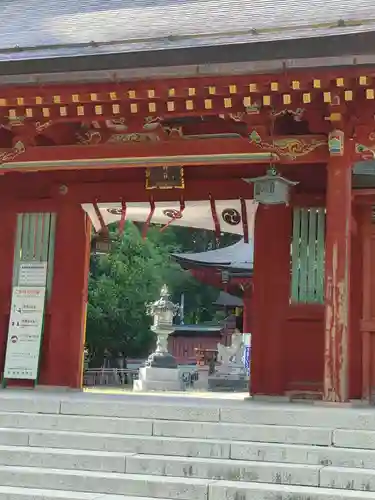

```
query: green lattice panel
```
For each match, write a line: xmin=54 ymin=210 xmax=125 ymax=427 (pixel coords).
xmin=291 ymin=207 xmax=325 ymax=304
xmin=12 ymin=212 xmax=57 ymax=298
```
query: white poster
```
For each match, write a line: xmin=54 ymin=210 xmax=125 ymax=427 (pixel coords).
xmin=3 ymin=287 xmax=46 ymax=380
xmin=19 ymin=262 xmax=47 ymax=287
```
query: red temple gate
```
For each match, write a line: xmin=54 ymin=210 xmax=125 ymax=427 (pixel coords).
xmin=1 ymin=3 xmax=375 ymax=403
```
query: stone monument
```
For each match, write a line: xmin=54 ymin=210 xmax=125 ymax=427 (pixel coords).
xmin=208 ymin=330 xmax=248 ymax=391
xmin=133 ymin=285 xmax=183 ymax=392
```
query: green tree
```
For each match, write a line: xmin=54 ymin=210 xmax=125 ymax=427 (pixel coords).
xmin=86 ymin=222 xmax=168 ymax=363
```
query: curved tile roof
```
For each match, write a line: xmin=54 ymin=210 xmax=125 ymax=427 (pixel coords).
xmin=1 ymin=0 xmax=374 ymax=61
xmin=172 ymin=239 xmax=253 ymax=271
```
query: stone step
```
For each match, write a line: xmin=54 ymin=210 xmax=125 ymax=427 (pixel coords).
xmin=321 ymin=466 xmax=375 ymax=491
xmin=127 ymin=454 xmax=375 ymax=492
xmin=56 ymin=397 xmax=375 ymax=431
xmin=0 ymin=466 xmax=210 ymax=500
xmin=0 ymin=445 xmax=129 ymax=473
xmin=0 ymin=429 xmax=29 ymax=446
xmin=0 ymin=486 xmax=373 ymax=500
xmin=57 ymin=398 xmax=375 ymax=432
xmin=1 ymin=425 xmax=334 ymax=457
xmin=0 ymin=487 xmax=170 ymax=500
xmin=0 ymin=412 xmax=153 ymax=436
xmin=219 ymin=404 xmax=375 ymax=431
xmin=126 ymin=454 xmax=321 ymax=486
xmin=334 ymin=429 xmax=375 ymax=449
xmin=153 ymin=419 xmax=332 ymax=445
xmin=231 ymin=440 xmax=375 ymax=468
xmin=209 ymin=480 xmax=375 ymax=499
xmin=25 ymin=428 xmax=231 ymax=458
xmin=0 ymin=466 xmax=374 ymax=500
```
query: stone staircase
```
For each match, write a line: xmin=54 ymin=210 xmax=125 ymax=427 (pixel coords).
xmin=1 ymin=392 xmax=375 ymax=499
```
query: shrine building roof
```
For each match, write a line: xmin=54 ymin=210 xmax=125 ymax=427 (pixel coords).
xmin=214 ymin=291 xmax=244 ymax=308
xmin=172 ymin=239 xmax=253 ymax=273
xmin=172 ymin=324 xmax=223 ymax=336
xmin=1 ymin=0 xmax=375 ymax=80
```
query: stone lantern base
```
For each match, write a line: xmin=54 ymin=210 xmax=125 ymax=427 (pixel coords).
xmin=145 ymin=351 xmax=178 ymax=369
xmin=133 ymin=366 xmax=183 ymax=392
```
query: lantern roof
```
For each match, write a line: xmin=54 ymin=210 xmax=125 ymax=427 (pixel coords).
xmin=1 ymin=0 xmax=374 ymax=79
xmin=244 ymin=168 xmax=299 ymax=186
xmin=146 ymin=284 xmax=180 ymax=317
xmin=172 ymin=238 xmax=253 ymax=273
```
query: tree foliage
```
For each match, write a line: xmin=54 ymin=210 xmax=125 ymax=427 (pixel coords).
xmin=86 ymin=222 xmax=239 ymax=363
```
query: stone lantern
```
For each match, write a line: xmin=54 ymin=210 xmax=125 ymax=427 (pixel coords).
xmin=145 ymin=284 xmax=180 ymax=369
xmin=244 ymin=167 xmax=298 ymax=205
xmin=133 ymin=285 xmax=182 ymax=392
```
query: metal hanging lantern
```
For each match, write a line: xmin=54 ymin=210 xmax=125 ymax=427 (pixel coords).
xmin=244 ymin=167 xmax=298 ymax=205
xmin=91 ymin=231 xmax=113 ymax=255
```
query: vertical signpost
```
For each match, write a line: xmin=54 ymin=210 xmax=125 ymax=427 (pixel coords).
xmin=242 ymin=333 xmax=252 ymax=377
xmin=3 ymin=262 xmax=47 ymax=385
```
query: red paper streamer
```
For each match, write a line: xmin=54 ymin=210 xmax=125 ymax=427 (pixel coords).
xmin=118 ymin=200 xmax=127 ymax=236
xmin=240 ymin=198 xmax=249 ymax=243
xmin=209 ymin=194 xmax=221 ymax=240
xmin=93 ymin=201 xmax=109 ymax=235
xmin=142 ymin=198 xmax=155 ymax=239
xmin=160 ymin=198 xmax=186 ymax=232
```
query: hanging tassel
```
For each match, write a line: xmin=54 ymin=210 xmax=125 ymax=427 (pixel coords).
xmin=142 ymin=198 xmax=155 ymax=239
xmin=209 ymin=194 xmax=221 ymax=242
xmin=118 ymin=199 xmax=127 ymax=236
xmin=240 ymin=198 xmax=249 ymax=243
xmin=93 ymin=201 xmax=109 ymax=235
xmin=160 ymin=198 xmax=185 ymax=232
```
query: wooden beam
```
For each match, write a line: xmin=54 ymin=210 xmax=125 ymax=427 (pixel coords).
xmin=1 ymin=66 xmax=375 ymax=100
xmin=1 ymin=135 xmax=328 ymax=172
xmin=0 ymin=178 xmax=254 ymax=204
xmin=0 ymin=68 xmax=374 ymax=122
xmin=67 ymin=179 xmax=254 ymax=203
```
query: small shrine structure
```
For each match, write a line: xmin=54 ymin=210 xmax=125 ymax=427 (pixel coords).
xmin=169 ymin=323 xmax=224 ymax=364
xmin=172 ymin=239 xmax=252 ymax=333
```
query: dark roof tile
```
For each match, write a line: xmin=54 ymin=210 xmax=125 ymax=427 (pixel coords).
xmin=1 ymin=0 xmax=374 ymax=61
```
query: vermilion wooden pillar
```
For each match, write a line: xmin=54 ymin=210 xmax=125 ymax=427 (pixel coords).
xmin=323 ymin=137 xmax=353 ymax=402
xmin=0 ymin=208 xmax=17 ymax=374
xmin=349 ymin=203 xmax=363 ymax=399
xmin=251 ymin=204 xmax=291 ymax=396
xmin=39 ymin=203 xmax=91 ymax=388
